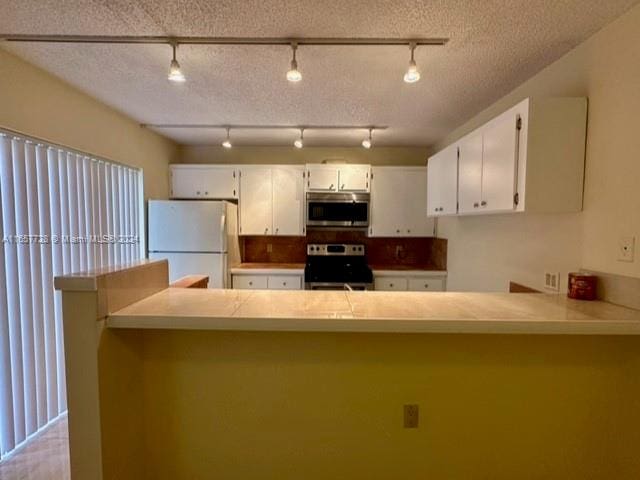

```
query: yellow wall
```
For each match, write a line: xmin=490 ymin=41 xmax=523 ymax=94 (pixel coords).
xmin=0 ymin=49 xmax=177 ymax=199
xmin=435 ymin=4 xmax=640 ymax=291
xmin=179 ymin=145 xmax=429 ymax=166
xmin=136 ymin=330 xmax=640 ymax=480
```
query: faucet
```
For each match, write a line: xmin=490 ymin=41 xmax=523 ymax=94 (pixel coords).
xmin=343 ymin=284 xmax=353 ymax=292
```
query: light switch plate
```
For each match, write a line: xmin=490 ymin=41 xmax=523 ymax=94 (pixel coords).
xmin=618 ymin=236 xmax=635 ymax=262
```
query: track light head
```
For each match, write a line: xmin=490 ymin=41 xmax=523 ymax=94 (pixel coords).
xmin=222 ymin=128 xmax=232 ymax=148
xmin=286 ymin=43 xmax=302 ymax=82
xmin=294 ymin=129 xmax=304 ymax=148
xmin=403 ymin=43 xmax=420 ymax=83
xmin=168 ymin=43 xmax=186 ymax=83
xmin=362 ymin=128 xmax=373 ymax=149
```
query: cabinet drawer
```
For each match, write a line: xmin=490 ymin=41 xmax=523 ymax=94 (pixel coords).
xmin=374 ymin=277 xmax=408 ymax=291
xmin=267 ymin=275 xmax=302 ymax=290
xmin=407 ymin=278 xmax=445 ymax=292
xmin=232 ymin=275 xmax=268 ymax=289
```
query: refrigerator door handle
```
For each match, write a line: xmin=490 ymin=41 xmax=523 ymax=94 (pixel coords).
xmin=220 ymin=213 xmax=226 ymax=251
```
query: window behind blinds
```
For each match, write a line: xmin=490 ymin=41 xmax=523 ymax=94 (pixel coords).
xmin=0 ymin=129 xmax=144 ymax=460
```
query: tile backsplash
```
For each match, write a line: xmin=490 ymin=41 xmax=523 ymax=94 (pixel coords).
xmin=242 ymin=231 xmax=447 ymax=270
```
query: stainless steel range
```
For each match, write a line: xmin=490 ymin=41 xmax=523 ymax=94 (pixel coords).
xmin=304 ymin=244 xmax=373 ymax=290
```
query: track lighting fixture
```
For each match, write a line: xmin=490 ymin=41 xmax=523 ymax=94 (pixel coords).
xmin=362 ymin=128 xmax=373 ymax=149
xmin=286 ymin=42 xmax=302 ymax=82
xmin=403 ymin=42 xmax=420 ymax=84
xmin=294 ymin=129 xmax=304 ymax=148
xmin=168 ymin=43 xmax=186 ymax=83
xmin=222 ymin=128 xmax=232 ymax=148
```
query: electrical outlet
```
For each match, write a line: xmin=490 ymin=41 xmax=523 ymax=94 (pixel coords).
xmin=618 ymin=236 xmax=635 ymax=262
xmin=403 ymin=404 xmax=419 ymax=428
xmin=544 ymin=272 xmax=560 ymax=291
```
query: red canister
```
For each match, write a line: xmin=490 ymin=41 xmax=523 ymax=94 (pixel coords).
xmin=567 ymin=273 xmax=597 ymax=300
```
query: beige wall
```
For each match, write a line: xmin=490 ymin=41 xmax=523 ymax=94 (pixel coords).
xmin=139 ymin=330 xmax=640 ymax=480
xmin=179 ymin=145 xmax=429 ymax=166
xmin=0 ymin=49 xmax=177 ymax=199
xmin=435 ymin=4 xmax=640 ymax=291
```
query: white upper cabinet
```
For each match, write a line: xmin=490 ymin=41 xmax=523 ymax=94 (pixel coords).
xmin=306 ymin=164 xmax=371 ymax=193
xmin=480 ymin=111 xmax=520 ymax=212
xmin=170 ymin=165 xmax=238 ymax=200
xmin=239 ymin=165 xmax=304 ymax=236
xmin=457 ymin=132 xmax=483 ymax=214
xmin=272 ymin=166 xmax=304 ymax=236
xmin=338 ymin=165 xmax=370 ymax=192
xmin=429 ymin=97 xmax=587 ymax=217
xmin=239 ymin=167 xmax=273 ymax=235
xmin=306 ymin=164 xmax=339 ymax=191
xmin=370 ymin=167 xmax=434 ymax=237
xmin=427 ymin=143 xmax=459 ymax=217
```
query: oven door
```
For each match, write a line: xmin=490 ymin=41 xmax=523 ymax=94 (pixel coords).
xmin=306 ymin=282 xmax=372 ymax=291
xmin=306 ymin=192 xmax=370 ymax=227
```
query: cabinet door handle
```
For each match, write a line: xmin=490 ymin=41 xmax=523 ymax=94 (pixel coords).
xmin=329 ymin=184 xmax=335 ymax=190
xmin=264 ymin=228 xmax=269 ymax=234
xmin=407 ymin=229 xmax=411 ymax=233
xmin=424 ymin=284 xmax=429 ymax=288
xmin=249 ymin=281 xmax=253 ymax=286
xmin=275 ymin=228 xmax=279 ymax=234
xmin=396 ymin=229 xmax=401 ymax=233
xmin=205 ymin=191 xmax=209 ymax=195
xmin=197 ymin=191 xmax=201 ymax=195
xmin=341 ymin=184 xmax=345 ymax=190
xmin=481 ymin=200 xmax=487 ymax=207
xmin=389 ymin=283 xmax=394 ymax=287
xmin=434 ymin=207 xmax=438 ymax=212
xmin=473 ymin=202 xmax=479 ymax=208
xmin=283 ymin=282 xmax=287 ymax=286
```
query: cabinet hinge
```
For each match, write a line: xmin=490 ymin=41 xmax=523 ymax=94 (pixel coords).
xmin=457 ymin=147 xmax=460 ymax=160
xmin=514 ymin=192 xmax=520 ymax=206
xmin=516 ymin=116 xmax=522 ymax=131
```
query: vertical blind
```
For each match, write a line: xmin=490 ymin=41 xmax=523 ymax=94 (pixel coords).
xmin=0 ymin=129 xmax=144 ymax=459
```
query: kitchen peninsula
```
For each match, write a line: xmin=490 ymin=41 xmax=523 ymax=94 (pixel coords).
xmin=56 ymin=260 xmax=640 ymax=480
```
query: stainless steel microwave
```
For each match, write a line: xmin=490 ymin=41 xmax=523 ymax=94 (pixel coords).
xmin=306 ymin=192 xmax=370 ymax=228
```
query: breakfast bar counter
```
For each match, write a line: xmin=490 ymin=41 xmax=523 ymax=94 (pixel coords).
xmin=54 ymin=260 xmax=640 ymax=480
xmin=107 ymin=287 xmax=640 ymax=335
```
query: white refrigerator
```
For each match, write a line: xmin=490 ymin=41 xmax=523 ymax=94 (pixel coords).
xmin=148 ymin=200 xmax=240 ymax=288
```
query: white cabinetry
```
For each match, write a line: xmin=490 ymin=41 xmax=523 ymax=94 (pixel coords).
xmin=239 ymin=165 xmax=304 ymax=236
xmin=427 ymin=144 xmax=458 ymax=217
xmin=232 ymin=272 xmax=303 ymax=290
xmin=370 ymin=167 xmax=434 ymax=237
xmin=272 ymin=167 xmax=305 ymax=236
xmin=238 ymin=167 xmax=272 ymax=235
xmin=170 ymin=165 xmax=238 ymax=200
xmin=373 ymin=271 xmax=447 ymax=291
xmin=428 ymin=97 xmax=587 ymax=216
xmin=457 ymin=132 xmax=483 ymax=214
xmin=306 ymin=164 xmax=370 ymax=193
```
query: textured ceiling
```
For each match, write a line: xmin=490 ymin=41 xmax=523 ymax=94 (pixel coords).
xmin=1 ymin=0 xmax=638 ymax=146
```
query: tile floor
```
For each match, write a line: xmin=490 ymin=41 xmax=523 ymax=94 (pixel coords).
xmin=0 ymin=416 xmax=70 ymax=480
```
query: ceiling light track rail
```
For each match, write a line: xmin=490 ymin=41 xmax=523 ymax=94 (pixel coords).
xmin=140 ymin=124 xmax=388 ymax=130
xmin=0 ymin=34 xmax=448 ymax=47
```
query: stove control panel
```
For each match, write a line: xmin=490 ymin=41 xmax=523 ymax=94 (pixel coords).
xmin=307 ymin=244 xmax=366 ymax=256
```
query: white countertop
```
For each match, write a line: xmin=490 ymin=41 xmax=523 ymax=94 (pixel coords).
xmin=107 ymin=289 xmax=640 ymax=335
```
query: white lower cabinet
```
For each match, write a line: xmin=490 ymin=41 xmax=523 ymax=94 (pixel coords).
xmin=374 ymin=277 xmax=408 ymax=291
xmin=232 ymin=272 xmax=303 ymax=290
xmin=407 ymin=277 xmax=445 ymax=292
xmin=373 ymin=272 xmax=447 ymax=292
